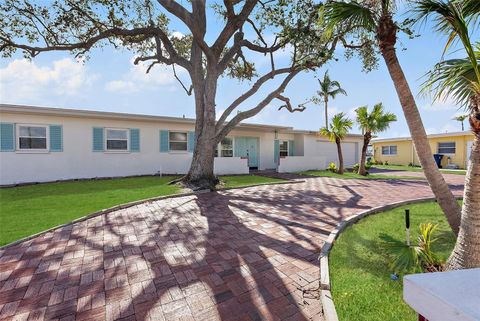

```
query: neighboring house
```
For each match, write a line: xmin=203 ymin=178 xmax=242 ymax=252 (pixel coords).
xmin=0 ymin=104 xmax=363 ymax=185
xmin=371 ymin=131 xmax=474 ymax=169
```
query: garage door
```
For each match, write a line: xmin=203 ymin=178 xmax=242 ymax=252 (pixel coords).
xmin=342 ymin=142 xmax=359 ymax=167
xmin=315 ymin=141 xmax=358 ymax=167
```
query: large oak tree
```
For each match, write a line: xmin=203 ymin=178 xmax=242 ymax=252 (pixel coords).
xmin=0 ymin=0 xmax=357 ymax=189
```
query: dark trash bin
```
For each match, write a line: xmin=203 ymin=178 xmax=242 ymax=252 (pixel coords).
xmin=433 ymin=154 xmax=443 ymax=168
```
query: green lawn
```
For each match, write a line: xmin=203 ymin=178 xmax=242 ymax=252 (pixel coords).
xmin=0 ymin=174 xmax=285 ymax=246
xmin=299 ymin=170 xmax=424 ymax=180
xmin=329 ymin=202 xmax=456 ymax=321
xmin=373 ymin=164 xmax=466 ymax=175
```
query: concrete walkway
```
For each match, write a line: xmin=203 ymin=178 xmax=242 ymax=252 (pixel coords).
xmin=0 ymin=176 xmax=464 ymax=321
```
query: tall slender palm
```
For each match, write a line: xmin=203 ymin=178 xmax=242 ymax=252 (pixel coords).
xmin=320 ymin=112 xmax=353 ymax=174
xmin=356 ymin=103 xmax=397 ymax=175
xmin=453 ymin=114 xmax=469 ymax=131
xmin=323 ymin=0 xmax=461 ymax=234
xmin=413 ymin=0 xmax=480 ymax=269
xmin=315 ymin=71 xmax=347 ymax=129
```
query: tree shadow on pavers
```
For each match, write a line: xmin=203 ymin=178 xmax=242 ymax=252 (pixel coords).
xmin=0 ymin=178 xmax=405 ymax=321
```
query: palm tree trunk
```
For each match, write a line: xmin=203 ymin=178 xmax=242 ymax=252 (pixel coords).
xmin=359 ymin=132 xmax=371 ymax=176
xmin=377 ymin=15 xmax=461 ymax=234
xmin=324 ymin=100 xmax=329 ymax=130
xmin=336 ymin=137 xmax=344 ymax=174
xmin=446 ymin=97 xmax=480 ymax=269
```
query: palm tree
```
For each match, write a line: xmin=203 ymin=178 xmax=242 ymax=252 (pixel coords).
xmin=314 ymin=71 xmax=347 ymax=129
xmin=453 ymin=114 xmax=469 ymax=131
xmin=356 ymin=103 xmax=397 ymax=175
xmin=413 ymin=0 xmax=480 ymax=269
xmin=320 ymin=112 xmax=353 ymax=174
xmin=323 ymin=0 xmax=462 ymax=235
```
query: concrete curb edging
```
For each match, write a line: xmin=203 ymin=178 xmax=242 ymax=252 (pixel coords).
xmin=0 ymin=179 xmax=304 ymax=251
xmin=319 ymin=196 xmax=462 ymax=321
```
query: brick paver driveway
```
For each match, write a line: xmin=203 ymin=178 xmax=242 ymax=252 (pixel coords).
xmin=0 ymin=177 xmax=464 ymax=321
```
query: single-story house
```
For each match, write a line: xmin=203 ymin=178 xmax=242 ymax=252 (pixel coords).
xmin=371 ymin=131 xmax=474 ymax=169
xmin=0 ymin=104 xmax=363 ymax=185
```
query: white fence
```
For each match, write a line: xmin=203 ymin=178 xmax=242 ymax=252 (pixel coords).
xmin=214 ymin=157 xmax=249 ymax=175
xmin=277 ymin=156 xmax=327 ymax=173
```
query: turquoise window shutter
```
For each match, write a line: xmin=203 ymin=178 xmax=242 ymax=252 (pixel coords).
xmin=92 ymin=127 xmax=104 ymax=152
xmin=130 ymin=128 xmax=140 ymax=152
xmin=160 ymin=130 xmax=169 ymax=152
xmin=187 ymin=131 xmax=195 ymax=152
xmin=0 ymin=123 xmax=15 ymax=152
xmin=49 ymin=125 xmax=63 ymax=152
xmin=274 ymin=140 xmax=279 ymax=164
xmin=288 ymin=140 xmax=295 ymax=156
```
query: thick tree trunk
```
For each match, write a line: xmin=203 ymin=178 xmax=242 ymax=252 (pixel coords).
xmin=358 ymin=132 xmax=371 ymax=176
xmin=336 ymin=137 xmax=344 ymax=174
xmin=377 ymin=15 xmax=461 ymax=234
xmin=446 ymin=96 xmax=480 ymax=269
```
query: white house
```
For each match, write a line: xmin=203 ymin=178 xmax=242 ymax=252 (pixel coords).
xmin=0 ymin=104 xmax=363 ymax=185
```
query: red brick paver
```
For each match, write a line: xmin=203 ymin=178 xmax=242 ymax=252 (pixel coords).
xmin=0 ymin=176 xmax=464 ymax=321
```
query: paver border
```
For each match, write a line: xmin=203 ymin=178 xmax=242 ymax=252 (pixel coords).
xmin=0 ymin=179 xmax=304 ymax=250
xmin=319 ymin=196 xmax=463 ymax=321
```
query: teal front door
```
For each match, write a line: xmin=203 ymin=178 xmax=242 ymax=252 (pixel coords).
xmin=234 ymin=137 xmax=259 ymax=168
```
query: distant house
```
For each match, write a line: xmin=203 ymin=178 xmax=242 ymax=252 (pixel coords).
xmin=0 ymin=104 xmax=363 ymax=185
xmin=371 ymin=131 xmax=474 ymax=169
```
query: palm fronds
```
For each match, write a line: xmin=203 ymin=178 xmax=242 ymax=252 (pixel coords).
xmin=421 ymin=54 xmax=480 ymax=107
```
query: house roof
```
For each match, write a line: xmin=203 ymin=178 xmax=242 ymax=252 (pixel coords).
xmin=0 ymin=103 xmax=364 ymax=137
xmin=371 ymin=131 xmax=474 ymax=143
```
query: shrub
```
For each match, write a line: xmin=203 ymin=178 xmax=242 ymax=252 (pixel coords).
xmin=384 ymin=161 xmax=389 ymax=165
xmin=381 ymin=223 xmax=444 ymax=274
xmin=352 ymin=163 xmax=360 ymax=172
xmin=328 ymin=162 xmax=337 ymax=173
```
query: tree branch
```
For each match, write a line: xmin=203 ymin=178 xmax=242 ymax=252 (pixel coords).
xmin=215 ymin=68 xmax=302 ymax=140
xmin=277 ymin=95 xmax=307 ymax=112
xmin=212 ymin=0 xmax=258 ymax=56
xmin=172 ymin=64 xmax=193 ymax=95
xmin=216 ymin=67 xmax=295 ymax=130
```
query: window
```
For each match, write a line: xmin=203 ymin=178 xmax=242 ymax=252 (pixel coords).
xmin=279 ymin=141 xmax=289 ymax=157
xmin=106 ymin=128 xmax=129 ymax=151
xmin=215 ymin=137 xmax=233 ymax=157
xmin=17 ymin=125 xmax=48 ymax=150
xmin=169 ymin=131 xmax=188 ymax=151
xmin=220 ymin=137 xmax=233 ymax=157
xmin=438 ymin=142 xmax=456 ymax=154
xmin=381 ymin=145 xmax=397 ymax=155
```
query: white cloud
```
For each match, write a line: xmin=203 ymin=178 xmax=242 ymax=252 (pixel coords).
xmin=105 ymin=59 xmax=182 ymax=94
xmin=172 ymin=31 xmax=185 ymax=39
xmin=422 ymin=97 xmax=458 ymax=111
xmin=0 ymin=58 xmax=97 ymax=103
xmin=426 ymin=123 xmax=460 ymax=134
xmin=105 ymin=80 xmax=138 ymax=93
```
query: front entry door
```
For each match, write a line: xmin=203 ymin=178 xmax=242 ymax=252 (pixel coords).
xmin=246 ymin=137 xmax=258 ymax=168
xmin=234 ymin=137 xmax=259 ymax=168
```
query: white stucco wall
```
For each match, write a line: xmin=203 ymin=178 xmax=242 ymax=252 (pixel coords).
xmin=214 ymin=157 xmax=249 ymax=175
xmin=0 ymin=112 xmax=273 ymax=185
xmin=277 ymin=156 xmax=326 ymax=173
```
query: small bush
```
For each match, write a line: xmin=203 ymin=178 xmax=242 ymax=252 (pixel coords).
xmin=352 ymin=163 xmax=360 ymax=172
xmin=384 ymin=161 xmax=389 ymax=165
xmin=381 ymin=223 xmax=444 ymax=274
xmin=328 ymin=162 xmax=337 ymax=173
xmin=365 ymin=163 xmax=372 ymax=170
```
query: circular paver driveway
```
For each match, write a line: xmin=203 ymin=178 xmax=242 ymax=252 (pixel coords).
xmin=0 ymin=177 xmax=464 ymax=321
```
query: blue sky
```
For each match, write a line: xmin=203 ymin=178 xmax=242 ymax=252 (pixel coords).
xmin=0 ymin=4 xmax=472 ymax=138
